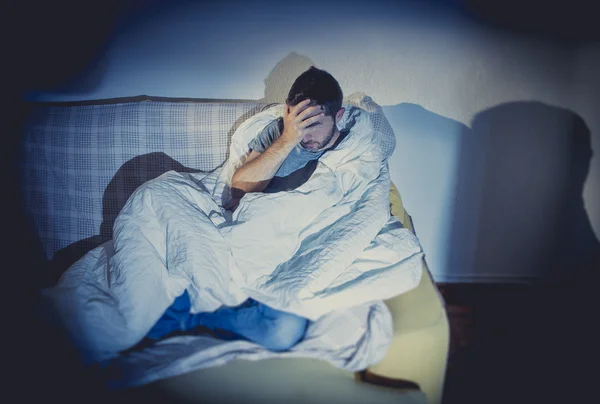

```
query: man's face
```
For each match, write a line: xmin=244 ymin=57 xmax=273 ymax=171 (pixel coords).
xmin=300 ymin=113 xmax=337 ymax=152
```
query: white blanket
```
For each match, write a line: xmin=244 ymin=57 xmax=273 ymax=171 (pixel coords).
xmin=42 ymin=98 xmax=424 ymax=388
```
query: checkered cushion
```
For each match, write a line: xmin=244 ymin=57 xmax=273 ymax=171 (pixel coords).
xmin=22 ymin=99 xmax=266 ymax=262
xmin=21 ymin=95 xmax=396 ymax=268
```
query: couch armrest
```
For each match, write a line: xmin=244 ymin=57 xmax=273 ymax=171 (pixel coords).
xmin=359 ymin=185 xmax=450 ymax=404
xmin=364 ymin=259 xmax=449 ymax=404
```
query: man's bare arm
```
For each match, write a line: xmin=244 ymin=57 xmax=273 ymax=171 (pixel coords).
xmin=231 ymin=134 xmax=298 ymax=194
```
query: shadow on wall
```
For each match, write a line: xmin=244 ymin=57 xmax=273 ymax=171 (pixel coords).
xmin=259 ymin=52 xmax=315 ymax=104
xmin=46 ymin=152 xmax=200 ymax=287
xmin=382 ymin=101 xmax=599 ymax=284
xmin=449 ymin=102 xmax=600 ymax=283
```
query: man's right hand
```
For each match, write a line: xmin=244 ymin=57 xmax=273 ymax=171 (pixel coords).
xmin=281 ymin=99 xmax=325 ymax=144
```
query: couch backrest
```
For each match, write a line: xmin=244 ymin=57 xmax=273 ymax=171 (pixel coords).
xmin=21 ymin=94 xmax=396 ymax=276
xmin=22 ymin=98 xmax=266 ymax=267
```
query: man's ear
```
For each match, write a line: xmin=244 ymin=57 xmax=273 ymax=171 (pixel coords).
xmin=335 ymin=107 xmax=345 ymax=123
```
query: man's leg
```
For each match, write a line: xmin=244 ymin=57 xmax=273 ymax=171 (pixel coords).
xmin=145 ymin=290 xmax=193 ymax=340
xmin=146 ymin=291 xmax=308 ymax=352
xmin=188 ymin=300 xmax=308 ymax=352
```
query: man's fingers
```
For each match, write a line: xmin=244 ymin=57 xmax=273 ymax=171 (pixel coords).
xmin=300 ymin=111 xmax=325 ymax=128
xmin=297 ymin=105 xmax=323 ymax=122
xmin=290 ymin=99 xmax=312 ymax=117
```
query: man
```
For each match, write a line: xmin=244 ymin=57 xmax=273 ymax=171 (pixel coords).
xmin=144 ymin=66 xmax=347 ymax=352
xmin=227 ymin=66 xmax=346 ymax=210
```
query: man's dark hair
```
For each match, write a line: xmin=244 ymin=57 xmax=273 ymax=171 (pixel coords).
xmin=285 ymin=66 xmax=343 ymax=117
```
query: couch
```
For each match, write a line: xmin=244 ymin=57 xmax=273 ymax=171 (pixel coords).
xmin=20 ymin=95 xmax=449 ymax=404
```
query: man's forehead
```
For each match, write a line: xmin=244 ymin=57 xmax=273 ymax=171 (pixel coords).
xmin=306 ymin=115 xmax=333 ymax=129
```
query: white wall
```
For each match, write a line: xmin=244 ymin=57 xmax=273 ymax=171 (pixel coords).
xmin=25 ymin=0 xmax=599 ymax=282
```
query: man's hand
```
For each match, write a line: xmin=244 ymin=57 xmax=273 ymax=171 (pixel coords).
xmin=281 ymin=99 xmax=325 ymax=145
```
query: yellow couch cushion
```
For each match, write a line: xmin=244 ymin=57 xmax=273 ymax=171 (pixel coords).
xmin=367 ymin=183 xmax=449 ymax=404
xmin=389 ymin=182 xmax=406 ymax=227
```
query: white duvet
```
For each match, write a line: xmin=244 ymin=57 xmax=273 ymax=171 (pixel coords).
xmin=42 ymin=99 xmax=424 ymax=388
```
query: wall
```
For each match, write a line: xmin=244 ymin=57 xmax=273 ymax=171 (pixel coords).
xmin=23 ymin=0 xmax=599 ymax=282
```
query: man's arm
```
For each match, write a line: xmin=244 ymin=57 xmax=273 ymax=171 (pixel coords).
xmin=227 ymin=99 xmax=324 ymax=211
xmin=231 ymin=134 xmax=298 ymax=194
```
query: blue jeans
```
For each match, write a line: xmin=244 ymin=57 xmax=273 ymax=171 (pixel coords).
xmin=146 ymin=290 xmax=308 ymax=352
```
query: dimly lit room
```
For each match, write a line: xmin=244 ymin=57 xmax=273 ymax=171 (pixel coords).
xmin=6 ymin=0 xmax=599 ymax=403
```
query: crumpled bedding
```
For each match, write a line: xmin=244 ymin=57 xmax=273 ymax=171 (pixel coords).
xmin=41 ymin=100 xmax=424 ymax=389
